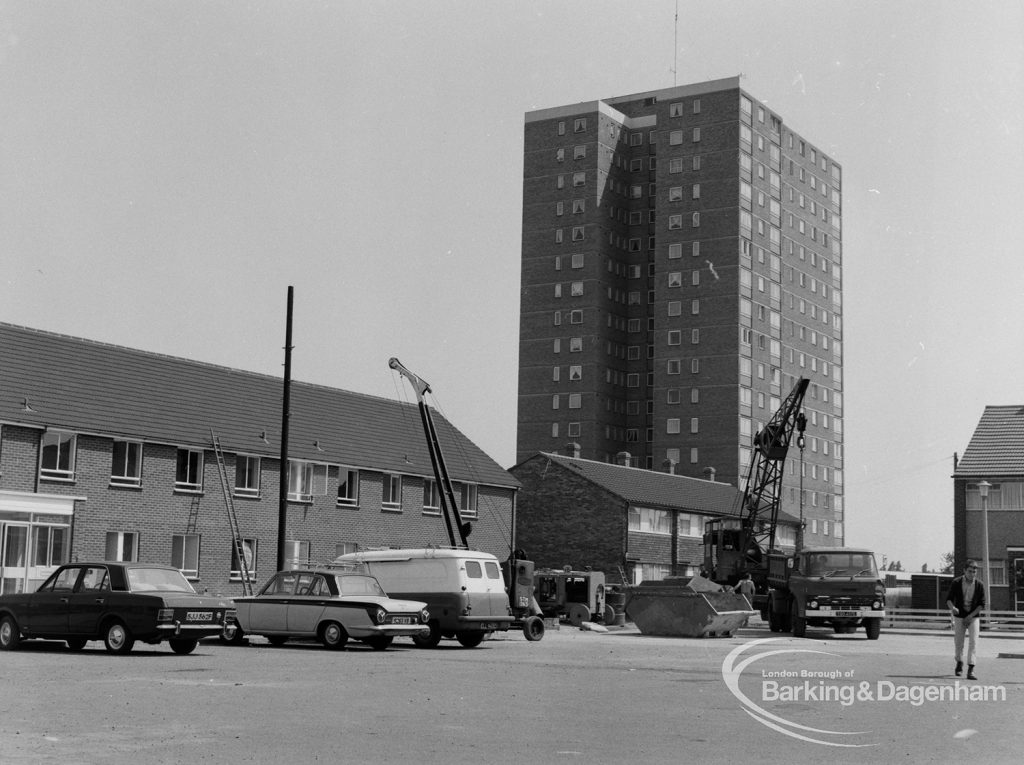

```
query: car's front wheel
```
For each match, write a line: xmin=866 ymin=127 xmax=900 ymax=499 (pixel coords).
xmin=365 ymin=635 xmax=393 ymax=651
xmin=169 ymin=638 xmax=198 ymax=655
xmin=0 ymin=615 xmax=21 ymax=650
xmin=320 ymin=621 xmax=348 ymax=650
xmin=103 ymin=619 xmax=135 ymax=654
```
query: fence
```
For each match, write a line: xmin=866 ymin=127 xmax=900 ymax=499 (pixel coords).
xmin=884 ymin=607 xmax=1024 ymax=632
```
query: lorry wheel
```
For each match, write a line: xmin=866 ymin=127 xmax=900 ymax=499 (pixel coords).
xmin=412 ymin=621 xmax=442 ymax=649
xmin=791 ymin=615 xmax=807 ymax=638
xmin=522 ymin=616 xmax=545 ymax=642
xmin=455 ymin=631 xmax=485 ymax=648
xmin=865 ymin=619 xmax=881 ymax=640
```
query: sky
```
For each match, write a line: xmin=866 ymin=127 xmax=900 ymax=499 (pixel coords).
xmin=2 ymin=1 xmax=1022 ymax=573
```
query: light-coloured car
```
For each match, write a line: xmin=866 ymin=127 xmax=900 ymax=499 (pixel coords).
xmin=227 ymin=569 xmax=429 ymax=651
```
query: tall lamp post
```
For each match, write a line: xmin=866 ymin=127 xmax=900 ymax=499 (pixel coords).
xmin=978 ymin=480 xmax=992 ymax=630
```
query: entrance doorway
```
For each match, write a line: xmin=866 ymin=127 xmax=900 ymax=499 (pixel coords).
xmin=1 ymin=523 xmax=30 ymax=594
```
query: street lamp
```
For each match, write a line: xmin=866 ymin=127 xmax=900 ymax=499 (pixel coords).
xmin=978 ymin=480 xmax=992 ymax=629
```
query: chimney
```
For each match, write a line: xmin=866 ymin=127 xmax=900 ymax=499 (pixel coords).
xmin=616 ymin=451 xmax=632 ymax=467
xmin=565 ymin=442 xmax=581 ymax=459
xmin=703 ymin=466 xmax=716 ymax=482
xmin=662 ymin=459 xmax=677 ymax=475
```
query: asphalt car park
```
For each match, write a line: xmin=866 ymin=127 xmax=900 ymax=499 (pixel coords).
xmin=2 ymin=624 xmax=1022 ymax=764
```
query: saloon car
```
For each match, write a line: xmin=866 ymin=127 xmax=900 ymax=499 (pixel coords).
xmin=0 ymin=562 xmax=235 ymax=654
xmin=227 ymin=568 xmax=430 ymax=650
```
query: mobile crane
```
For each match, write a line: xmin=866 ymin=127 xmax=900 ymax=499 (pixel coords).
xmin=389 ymin=358 xmax=546 ymax=641
xmin=703 ymin=377 xmax=885 ymax=639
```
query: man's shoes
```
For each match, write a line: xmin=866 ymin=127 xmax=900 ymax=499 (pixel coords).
xmin=955 ymin=661 xmax=963 ymax=676
xmin=967 ymin=666 xmax=977 ymax=680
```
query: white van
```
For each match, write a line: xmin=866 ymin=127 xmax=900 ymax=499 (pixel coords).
xmin=332 ymin=548 xmax=512 ymax=648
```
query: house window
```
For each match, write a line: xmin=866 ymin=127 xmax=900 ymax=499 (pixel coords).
xmin=175 ymin=449 xmax=203 ymax=492
xmin=670 ymin=102 xmax=683 ymax=117
xmin=382 ymin=474 xmax=402 ymax=511
xmin=571 ymin=281 xmax=584 ymax=296
xmin=40 ymin=430 xmax=76 ymax=480
xmin=572 ymin=199 xmax=585 ymax=214
xmin=668 ymin=243 xmax=682 ymax=259
xmin=568 ymin=393 xmax=582 ymax=409
xmin=572 ymin=226 xmax=585 ymax=241
xmin=105 ymin=532 xmax=138 ymax=562
xmin=667 ymin=418 xmax=681 ymax=434
xmin=668 ymin=186 xmax=683 ymax=202
xmin=171 ymin=533 xmax=201 ymax=578
xmin=567 ymin=422 xmax=580 ymax=437
xmin=677 ymin=513 xmax=701 ymax=537
xmin=33 ymin=526 xmax=68 ymax=567
xmin=692 ymin=212 xmax=700 ymax=227
xmin=670 ymin=157 xmax=683 ymax=173
xmin=692 ymin=184 xmax=700 ymax=199
xmin=668 ymin=214 xmax=682 ymax=230
xmin=574 ymin=118 xmax=586 ymax=132
xmin=573 ymin=145 xmax=586 ymax=159
xmin=458 ymin=483 xmax=479 ymax=519
xmin=230 ymin=539 xmax=257 ymax=582
xmin=668 ymin=272 xmax=682 ymax=288
xmin=570 ymin=310 xmax=583 ymax=324
xmin=570 ymin=336 xmax=583 ymax=352
xmin=690 ymin=418 xmax=699 ymax=434
xmin=234 ymin=455 xmax=260 ymax=498
xmin=423 ymin=479 xmax=440 ymax=515
xmin=111 ymin=440 xmax=142 ymax=487
xmin=288 ymin=460 xmax=328 ymax=502
xmin=571 ymin=253 xmax=584 ymax=268
xmin=337 ymin=468 xmax=359 ymax=507
xmin=668 ymin=301 xmax=682 ymax=316
xmin=692 ymin=127 xmax=701 ymax=142
xmin=669 ymin=130 xmax=683 ymax=145
xmin=573 ymin=172 xmax=586 ymax=186
xmin=667 ymin=358 xmax=681 ymax=374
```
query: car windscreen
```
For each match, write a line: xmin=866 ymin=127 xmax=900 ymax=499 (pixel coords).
xmin=335 ymin=575 xmax=386 ymax=597
xmin=127 ymin=567 xmax=197 ymax=593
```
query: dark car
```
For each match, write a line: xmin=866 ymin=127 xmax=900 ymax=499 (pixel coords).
xmin=0 ymin=562 xmax=235 ymax=655
xmin=227 ymin=568 xmax=429 ymax=650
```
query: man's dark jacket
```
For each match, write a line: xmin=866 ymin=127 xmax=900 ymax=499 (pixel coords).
xmin=946 ymin=575 xmax=986 ymax=618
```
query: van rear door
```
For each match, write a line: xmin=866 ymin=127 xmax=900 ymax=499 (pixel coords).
xmin=463 ymin=559 xmax=510 ymax=617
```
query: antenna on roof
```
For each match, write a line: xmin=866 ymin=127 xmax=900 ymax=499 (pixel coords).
xmin=672 ymin=0 xmax=678 ymax=86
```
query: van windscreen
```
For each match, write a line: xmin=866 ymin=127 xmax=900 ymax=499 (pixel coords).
xmin=465 ymin=561 xmax=483 ymax=578
xmin=485 ymin=562 xmax=500 ymax=579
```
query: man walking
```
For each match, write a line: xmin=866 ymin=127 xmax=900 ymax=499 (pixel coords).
xmin=946 ymin=560 xmax=986 ymax=680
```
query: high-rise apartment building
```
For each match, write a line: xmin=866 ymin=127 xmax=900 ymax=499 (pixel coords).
xmin=517 ymin=77 xmax=844 ymax=546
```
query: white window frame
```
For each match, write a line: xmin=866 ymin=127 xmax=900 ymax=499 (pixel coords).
xmin=337 ymin=468 xmax=359 ymax=507
xmin=171 ymin=533 xmax=201 ymax=579
xmin=111 ymin=440 xmax=143 ymax=487
xmin=175 ymin=448 xmax=203 ymax=493
xmin=40 ymin=430 xmax=76 ymax=481
xmin=382 ymin=473 xmax=402 ymax=511
xmin=234 ymin=454 xmax=261 ymax=498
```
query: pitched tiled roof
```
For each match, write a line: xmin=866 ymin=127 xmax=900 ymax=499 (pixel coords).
xmin=0 ymin=323 xmax=515 ymax=487
xmin=532 ymin=453 xmax=801 ymax=525
xmin=540 ymin=452 xmax=743 ymax=514
xmin=954 ymin=405 xmax=1024 ymax=477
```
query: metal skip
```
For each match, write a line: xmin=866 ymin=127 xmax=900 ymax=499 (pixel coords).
xmin=624 ymin=575 xmax=755 ymax=638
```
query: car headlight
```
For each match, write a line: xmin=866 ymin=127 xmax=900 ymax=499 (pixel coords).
xmin=872 ymin=600 xmax=883 ymax=610
xmin=373 ymin=608 xmax=386 ymax=625
xmin=419 ymin=608 xmax=430 ymax=624
xmin=808 ymin=600 xmax=818 ymax=610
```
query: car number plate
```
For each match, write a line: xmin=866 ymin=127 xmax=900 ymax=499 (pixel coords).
xmin=391 ymin=617 xmax=413 ymax=625
xmin=186 ymin=611 xmax=213 ymax=622
xmin=834 ymin=611 xmax=858 ymax=617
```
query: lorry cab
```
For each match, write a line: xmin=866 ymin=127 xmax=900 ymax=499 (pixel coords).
xmin=332 ymin=548 xmax=512 ymax=648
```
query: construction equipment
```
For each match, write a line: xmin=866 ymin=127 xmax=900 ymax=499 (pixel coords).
xmin=702 ymin=377 xmax=810 ymax=589
xmin=390 ymin=359 xmax=544 ymax=641
xmin=624 ymin=574 xmax=755 ymax=638
xmin=210 ymin=429 xmax=254 ymax=596
xmin=700 ymin=379 xmax=885 ymax=639
xmin=533 ymin=567 xmax=611 ymax=625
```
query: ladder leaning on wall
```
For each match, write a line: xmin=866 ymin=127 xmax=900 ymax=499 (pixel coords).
xmin=210 ymin=429 xmax=254 ymax=596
